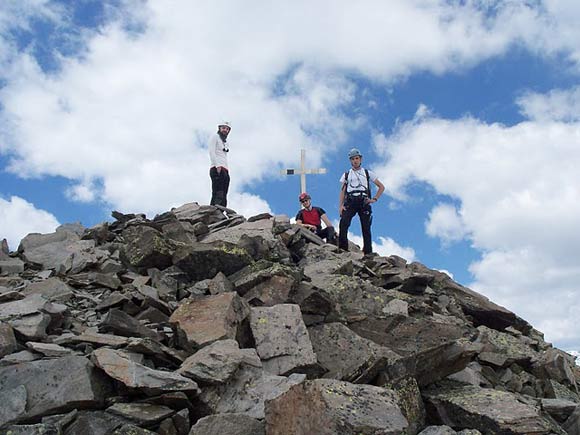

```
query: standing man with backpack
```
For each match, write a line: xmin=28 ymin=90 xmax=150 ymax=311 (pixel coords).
xmin=296 ymin=192 xmax=337 ymax=244
xmin=338 ymin=148 xmax=385 ymax=255
xmin=208 ymin=121 xmax=232 ymax=207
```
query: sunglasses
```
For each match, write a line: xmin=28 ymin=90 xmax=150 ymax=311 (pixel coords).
xmin=300 ymin=198 xmax=309 ymax=203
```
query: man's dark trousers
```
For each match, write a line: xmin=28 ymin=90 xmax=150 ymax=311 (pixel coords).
xmin=210 ymin=167 xmax=230 ymax=207
xmin=338 ymin=198 xmax=373 ymax=254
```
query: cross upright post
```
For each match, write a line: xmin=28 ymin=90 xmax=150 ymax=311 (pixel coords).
xmin=281 ymin=149 xmax=327 ymax=194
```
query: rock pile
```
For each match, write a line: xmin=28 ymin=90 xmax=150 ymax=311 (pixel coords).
xmin=0 ymin=202 xmax=579 ymax=435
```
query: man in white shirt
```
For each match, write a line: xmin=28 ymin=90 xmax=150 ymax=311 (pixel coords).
xmin=208 ymin=121 xmax=232 ymax=207
xmin=338 ymin=148 xmax=385 ymax=255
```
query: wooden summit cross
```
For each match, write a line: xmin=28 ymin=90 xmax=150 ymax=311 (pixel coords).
xmin=281 ymin=149 xmax=326 ymax=194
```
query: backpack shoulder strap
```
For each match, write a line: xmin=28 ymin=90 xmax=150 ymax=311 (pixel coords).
xmin=365 ymin=169 xmax=371 ymax=197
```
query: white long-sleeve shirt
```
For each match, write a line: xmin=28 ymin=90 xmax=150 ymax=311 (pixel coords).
xmin=208 ymin=133 xmax=229 ymax=169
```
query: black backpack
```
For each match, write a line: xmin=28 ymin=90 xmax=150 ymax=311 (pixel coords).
xmin=344 ymin=169 xmax=371 ymax=197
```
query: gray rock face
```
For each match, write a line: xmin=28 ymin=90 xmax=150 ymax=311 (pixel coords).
xmin=0 ymin=385 xmax=27 ymax=428
xmin=169 ymin=292 xmax=250 ymax=350
xmin=92 ymin=348 xmax=199 ymax=394
xmin=173 ymin=241 xmax=252 ymax=281
xmin=22 ymin=278 xmax=75 ymax=302
xmin=120 ymin=226 xmax=175 ymax=271
xmin=198 ymin=362 xmax=305 ymax=419
xmin=0 ymin=322 xmax=17 ymax=358
xmin=250 ymin=304 xmax=317 ymax=375
xmin=178 ymin=339 xmax=249 ymax=385
xmin=265 ymin=379 xmax=409 ymax=435
xmin=308 ymin=322 xmax=401 ymax=383
xmin=0 ymin=202 xmax=577 ymax=434
xmin=424 ymin=383 xmax=561 ymax=434
xmin=0 ymin=356 xmax=111 ymax=423
xmin=100 ymin=308 xmax=162 ymax=341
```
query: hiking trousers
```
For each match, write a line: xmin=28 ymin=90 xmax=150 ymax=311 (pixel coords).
xmin=339 ymin=199 xmax=373 ymax=254
xmin=210 ymin=167 xmax=230 ymax=207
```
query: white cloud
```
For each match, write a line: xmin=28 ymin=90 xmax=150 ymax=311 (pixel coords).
xmin=0 ymin=195 xmax=60 ymax=251
xmin=3 ymin=0 xmax=580 ymax=219
xmin=518 ymin=86 xmax=580 ymax=122
xmin=425 ymin=203 xmax=469 ymax=245
xmin=374 ymin=92 xmax=580 ymax=348
xmin=348 ymin=232 xmax=417 ymax=262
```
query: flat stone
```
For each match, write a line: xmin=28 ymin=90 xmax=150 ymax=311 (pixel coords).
xmin=0 ymin=258 xmax=25 ymax=275
xmin=0 ymin=349 xmax=40 ymax=366
xmin=106 ymin=403 xmax=174 ymax=426
xmin=0 ymin=423 xmax=59 ymax=434
xmin=110 ymin=424 xmax=158 ymax=435
xmin=25 ymin=342 xmax=75 ymax=357
xmin=418 ymin=426 xmax=458 ymax=435
xmin=22 ymin=278 xmax=75 ymax=302
xmin=265 ymin=379 xmax=409 ymax=435
xmin=0 ymin=294 xmax=51 ymax=321
xmin=169 ymin=292 xmax=250 ymax=350
xmin=0 ymin=355 xmax=111 ymax=422
xmin=55 ymin=331 xmax=131 ymax=348
xmin=0 ymin=321 xmax=18 ymax=358
xmin=189 ymin=413 xmax=265 ymax=435
xmin=8 ymin=312 xmax=52 ymax=340
xmin=92 ymin=348 xmax=199 ymax=394
xmin=62 ymin=410 xmax=131 ymax=435
xmin=250 ymin=304 xmax=317 ymax=376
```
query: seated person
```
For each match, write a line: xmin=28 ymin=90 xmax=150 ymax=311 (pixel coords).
xmin=295 ymin=192 xmax=337 ymax=244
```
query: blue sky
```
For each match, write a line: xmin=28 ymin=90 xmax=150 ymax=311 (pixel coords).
xmin=1 ymin=0 xmax=580 ymax=354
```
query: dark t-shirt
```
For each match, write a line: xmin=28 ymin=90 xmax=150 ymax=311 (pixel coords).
xmin=295 ymin=206 xmax=326 ymax=229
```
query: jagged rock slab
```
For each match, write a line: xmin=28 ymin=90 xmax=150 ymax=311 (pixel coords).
xmin=439 ymin=278 xmax=529 ymax=332
xmin=298 ymin=244 xmax=357 ymax=281
xmin=189 ymin=413 xmax=265 ymax=435
xmin=349 ymin=314 xmax=472 ymax=357
xmin=202 ymin=219 xmax=291 ymax=262
xmin=0 ymin=355 xmax=111 ymax=424
xmin=475 ymin=325 xmax=540 ymax=365
xmin=423 ymin=383 xmax=562 ymax=434
xmin=308 ymin=322 xmax=401 ymax=383
xmin=198 ymin=362 xmax=306 ymax=419
xmin=265 ymin=379 xmax=409 ymax=435
xmin=177 ymin=339 xmax=253 ymax=384
xmin=170 ymin=292 xmax=250 ymax=350
xmin=172 ymin=241 xmax=253 ymax=281
xmin=540 ymin=398 xmax=579 ymax=423
xmin=120 ymin=226 xmax=175 ymax=271
xmin=99 ymin=308 xmax=162 ymax=341
xmin=250 ymin=304 xmax=317 ymax=375
xmin=92 ymin=348 xmax=199 ymax=394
